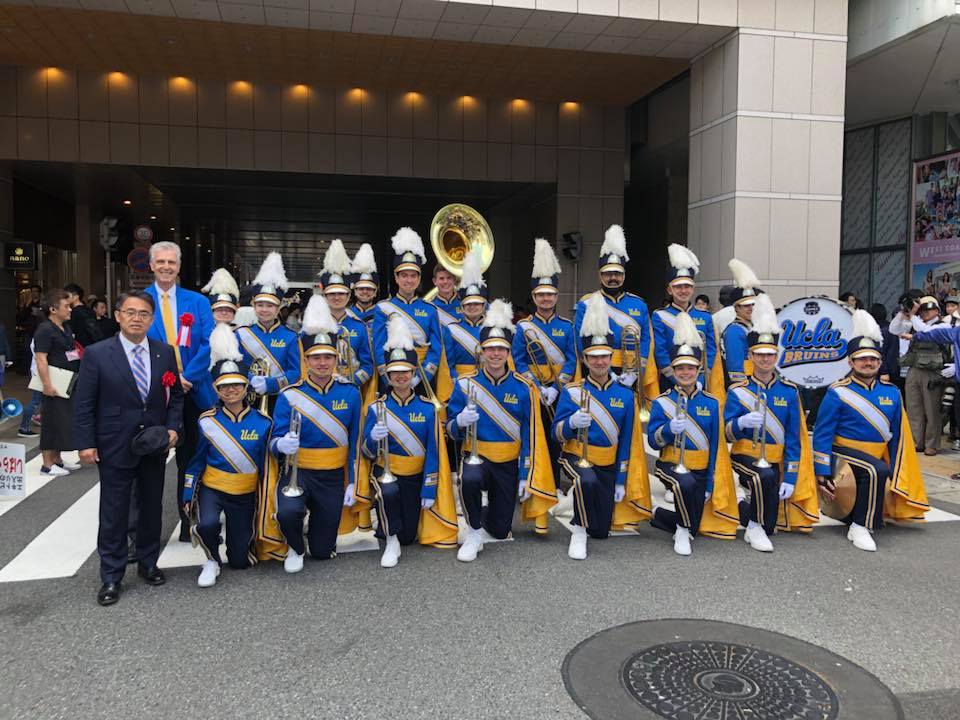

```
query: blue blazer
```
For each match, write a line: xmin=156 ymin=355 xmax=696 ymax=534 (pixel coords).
xmin=144 ymin=284 xmax=216 ymax=410
xmin=74 ymin=336 xmax=184 ymax=469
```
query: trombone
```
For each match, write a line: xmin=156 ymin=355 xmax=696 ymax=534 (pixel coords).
xmin=462 ymin=380 xmax=483 ymax=468
xmin=374 ymin=400 xmax=397 ymax=484
xmin=672 ymin=394 xmax=689 ymax=474
xmin=522 ymin=328 xmax=560 ymax=422
xmin=752 ymin=391 xmax=771 ymax=469
xmin=281 ymin=409 xmax=304 ymax=497
xmin=621 ymin=324 xmax=648 ymax=423
xmin=249 ymin=357 xmax=270 ymax=415
xmin=575 ymin=386 xmax=592 ymax=469
xmin=337 ymin=330 xmax=358 ymax=383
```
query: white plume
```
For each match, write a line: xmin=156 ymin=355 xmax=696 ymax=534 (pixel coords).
xmin=580 ymin=292 xmax=610 ymax=338
xmin=208 ymin=323 xmax=242 ymax=368
xmin=712 ymin=305 xmax=736 ymax=336
xmin=851 ymin=309 xmax=882 ymax=343
xmin=253 ymin=252 xmax=289 ymax=291
xmin=384 ymin=315 xmax=414 ymax=351
xmin=751 ymin=293 xmax=779 ymax=335
xmin=322 ymin=239 xmax=352 ymax=276
xmin=667 ymin=243 xmax=700 ymax=273
xmin=728 ymin=258 xmax=760 ymax=291
xmin=391 ymin=227 xmax=425 ymax=262
xmin=599 ymin=224 xmax=629 ymax=262
xmin=301 ymin=294 xmax=338 ymax=335
xmin=673 ymin=311 xmax=704 ymax=350
xmin=483 ymin=299 xmax=515 ymax=331
xmin=234 ymin=306 xmax=257 ymax=327
xmin=201 ymin=268 xmax=239 ymax=298
xmin=459 ymin=246 xmax=486 ymax=290
xmin=351 ymin=243 xmax=378 ymax=275
xmin=531 ymin=238 xmax=562 ymax=279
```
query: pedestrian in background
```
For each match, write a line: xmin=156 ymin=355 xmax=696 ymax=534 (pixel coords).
xmin=93 ymin=297 xmax=119 ymax=338
xmin=17 ymin=338 xmax=41 ymax=438
xmin=65 ymin=283 xmax=101 ymax=348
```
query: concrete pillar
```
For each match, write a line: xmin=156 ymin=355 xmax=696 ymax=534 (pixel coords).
xmin=687 ymin=3 xmax=848 ymax=306
xmin=75 ymin=203 xmax=105 ymax=297
xmin=0 ymin=162 xmax=16 ymax=358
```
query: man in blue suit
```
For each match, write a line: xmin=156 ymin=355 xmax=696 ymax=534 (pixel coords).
xmin=144 ymin=241 xmax=215 ymax=540
xmin=75 ymin=291 xmax=184 ymax=606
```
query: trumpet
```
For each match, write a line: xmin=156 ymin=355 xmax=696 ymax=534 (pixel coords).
xmin=673 ymin=394 xmax=689 ymax=474
xmin=416 ymin=355 xmax=443 ymax=412
xmin=522 ymin=328 xmax=560 ymax=422
xmin=621 ymin=324 xmax=648 ymax=423
xmin=462 ymin=380 xmax=483 ymax=467
xmin=575 ymin=386 xmax=592 ymax=469
xmin=281 ymin=409 xmax=304 ymax=497
xmin=249 ymin=357 xmax=270 ymax=415
xmin=752 ymin=391 xmax=771 ymax=469
xmin=374 ymin=400 xmax=396 ymax=484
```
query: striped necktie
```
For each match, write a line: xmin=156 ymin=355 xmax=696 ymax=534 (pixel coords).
xmin=131 ymin=345 xmax=149 ymax=402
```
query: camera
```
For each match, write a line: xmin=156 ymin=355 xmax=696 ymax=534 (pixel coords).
xmin=899 ymin=289 xmax=923 ymax=314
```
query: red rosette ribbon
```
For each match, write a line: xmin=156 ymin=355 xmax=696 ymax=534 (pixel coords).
xmin=177 ymin=312 xmax=194 ymax=347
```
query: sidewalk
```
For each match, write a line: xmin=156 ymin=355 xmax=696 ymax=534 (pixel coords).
xmin=0 ymin=371 xmax=39 ymax=452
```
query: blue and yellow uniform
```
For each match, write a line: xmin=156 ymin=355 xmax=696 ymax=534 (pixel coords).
xmin=430 ymin=294 xmax=462 ymax=328
xmin=372 ymin=295 xmax=442 ymax=385
xmin=721 ymin=319 xmax=752 ymax=386
xmin=513 ymin=311 xmax=576 ymax=387
xmin=653 ymin=303 xmax=721 ymax=391
xmin=236 ymin=320 xmax=302 ymax=396
xmin=442 ymin=318 xmax=483 ymax=382
xmin=333 ymin=313 xmax=374 ymax=388
xmin=268 ymin=376 xmax=361 ymax=559
xmin=184 ymin=404 xmax=272 ymax=569
xmin=349 ymin=302 xmax=376 ymax=327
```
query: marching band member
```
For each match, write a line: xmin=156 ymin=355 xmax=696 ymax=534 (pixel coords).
xmin=652 ymin=244 xmax=723 ymax=396
xmin=573 ymin=225 xmax=659 ymax=409
xmin=236 ymin=252 xmax=302 ymax=414
xmin=446 ymin=300 xmax=557 ymax=562
xmin=182 ymin=324 xmax=271 ymax=587
xmin=722 ymin=259 xmax=762 ymax=387
xmin=552 ymin=292 xmax=651 ymax=560
xmin=349 ymin=242 xmax=380 ymax=326
xmin=813 ymin=310 xmax=929 ymax=552
xmin=723 ymin=294 xmax=818 ymax=552
xmin=269 ymin=294 xmax=362 ymax=572
xmin=360 ymin=316 xmax=458 ymax=567
xmin=372 ymin=228 xmax=443 ymax=399
xmin=648 ymin=312 xmax=738 ymax=556
xmin=202 ymin=268 xmax=240 ymax=326
xmin=430 ymin=264 xmax=463 ymax=328
xmin=442 ymin=246 xmax=487 ymax=383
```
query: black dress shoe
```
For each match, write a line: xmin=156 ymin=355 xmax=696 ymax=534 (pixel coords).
xmin=137 ymin=565 xmax=166 ymax=586
xmin=178 ymin=526 xmax=192 ymax=543
xmin=127 ymin=543 xmax=137 ymax=564
xmin=97 ymin=582 xmax=121 ymax=606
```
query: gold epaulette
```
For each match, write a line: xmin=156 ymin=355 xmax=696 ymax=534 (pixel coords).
xmin=199 ymin=408 xmax=217 ymax=419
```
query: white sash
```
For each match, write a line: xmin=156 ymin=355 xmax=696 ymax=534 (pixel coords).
xmin=199 ymin=416 xmax=257 ymax=474
xmin=236 ymin=327 xmax=284 ymax=377
xmin=654 ymin=309 xmax=677 ymax=329
xmin=378 ymin=300 xmax=427 ymax=344
xmin=606 ymin=304 xmax=641 ymax=332
xmin=447 ymin=323 xmax=480 ymax=356
xmin=834 ymin=386 xmax=893 ymax=442
xmin=565 ymin=385 xmax=618 ymax=445
xmin=458 ymin=377 xmax=521 ymax=441
xmin=286 ymin=389 xmax=349 ymax=446
xmin=655 ymin=395 xmax=709 ymax=451
xmin=731 ymin=386 xmax=785 ymax=446
xmin=435 ymin=306 xmax=459 ymax=327
xmin=517 ymin=320 xmax=565 ymax=366
xmin=385 ymin=408 xmax=426 ymax=457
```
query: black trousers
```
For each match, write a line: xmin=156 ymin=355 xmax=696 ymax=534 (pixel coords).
xmin=652 ymin=461 xmax=708 ymax=534
xmin=459 ymin=458 xmax=518 ymax=539
xmin=276 ymin=467 xmax=344 ymax=558
xmin=730 ymin=453 xmax=781 ymax=535
xmin=195 ymin=484 xmax=256 ymax=569
xmin=373 ymin=471 xmax=423 ymax=545
xmin=97 ymin=455 xmax=166 ymax=584
xmin=174 ymin=394 xmax=201 ymax=527
xmin=832 ymin=446 xmax=890 ymax=531
xmin=560 ymin=453 xmax=616 ymax=539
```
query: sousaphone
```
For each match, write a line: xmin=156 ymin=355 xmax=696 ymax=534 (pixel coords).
xmin=424 ymin=203 xmax=495 ymax=302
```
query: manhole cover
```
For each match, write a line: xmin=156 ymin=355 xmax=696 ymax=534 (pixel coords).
xmin=562 ymin=620 xmax=902 ymax=720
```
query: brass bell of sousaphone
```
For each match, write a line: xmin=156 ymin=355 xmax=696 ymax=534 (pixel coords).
xmin=423 ymin=203 xmax=495 ymax=302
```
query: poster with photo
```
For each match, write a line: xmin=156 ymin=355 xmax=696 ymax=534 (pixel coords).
xmin=911 ymin=151 xmax=960 ymax=304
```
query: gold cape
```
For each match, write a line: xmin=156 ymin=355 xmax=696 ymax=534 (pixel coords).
xmin=885 ymin=410 xmax=929 ymax=520
xmin=698 ymin=423 xmax=740 ymax=539
xmin=518 ymin=379 xmax=559 ymax=533
xmin=777 ymin=411 xmax=820 ymax=532
xmin=706 ymin=325 xmax=726 ymax=406
xmin=611 ymin=406 xmax=653 ymax=530
xmin=255 ymin=453 xmax=287 ymax=561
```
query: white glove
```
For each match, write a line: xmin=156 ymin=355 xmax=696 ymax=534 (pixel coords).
xmin=456 ymin=404 xmax=480 ymax=428
xmin=696 ymin=380 xmax=703 ymax=391
xmin=737 ymin=411 xmax=764 ymax=430
xmin=518 ymin=481 xmax=530 ymax=501
xmin=779 ymin=483 xmax=795 ymax=501
xmin=276 ymin=432 xmax=299 ymax=455
xmin=569 ymin=410 xmax=592 ymax=429
xmin=370 ymin=422 xmax=389 ymax=441
xmin=343 ymin=483 xmax=356 ymax=507
xmin=669 ymin=415 xmax=687 ymax=436
xmin=410 ymin=374 xmax=421 ymax=388
xmin=704 ymin=491 xmax=711 ymax=501
xmin=942 ymin=363 xmax=956 ymax=379
xmin=617 ymin=371 xmax=637 ymax=387
xmin=540 ymin=386 xmax=559 ymax=406
xmin=421 ymin=497 xmax=435 ymax=509
xmin=613 ymin=485 xmax=625 ymax=503
xmin=249 ymin=375 xmax=268 ymax=394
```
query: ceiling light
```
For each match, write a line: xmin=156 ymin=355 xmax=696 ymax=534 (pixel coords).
xmin=149 ymin=215 xmax=157 ymax=220
xmin=122 ymin=199 xmax=132 ymax=206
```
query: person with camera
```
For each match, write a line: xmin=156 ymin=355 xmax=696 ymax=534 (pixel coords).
xmin=907 ymin=295 xmax=959 ymax=455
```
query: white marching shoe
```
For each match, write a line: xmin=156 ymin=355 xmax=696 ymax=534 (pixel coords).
xmin=381 ymin=535 xmax=401 ymax=568
xmin=744 ymin=522 xmax=773 ymax=552
xmin=663 ymin=489 xmax=675 ymax=505
xmin=197 ymin=559 xmax=220 ymax=588
xmin=457 ymin=528 xmax=484 ymax=562
xmin=568 ymin=525 xmax=587 ymax=560
xmin=847 ymin=523 xmax=876 ymax=552
xmin=673 ymin=527 xmax=692 ymax=556
xmin=284 ymin=549 xmax=305 ymax=573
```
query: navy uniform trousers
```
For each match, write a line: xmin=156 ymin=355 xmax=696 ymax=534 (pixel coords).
xmin=832 ymin=446 xmax=889 ymax=531
xmin=196 ymin=484 xmax=256 ymax=569
xmin=459 ymin=458 xmax=518 ymax=539
xmin=373 ymin=471 xmax=423 ymax=546
xmin=651 ymin=461 xmax=708 ymax=534
xmin=276 ymin=468 xmax=344 ymax=559
xmin=730 ymin=454 xmax=780 ymax=535
xmin=560 ymin=453 xmax=615 ymax=539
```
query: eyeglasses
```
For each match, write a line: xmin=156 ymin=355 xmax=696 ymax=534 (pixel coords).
xmin=119 ymin=309 xmax=154 ymax=320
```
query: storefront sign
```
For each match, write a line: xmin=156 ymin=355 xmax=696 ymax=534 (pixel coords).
xmin=4 ymin=242 xmax=36 ymax=270
xmin=911 ymin=151 xmax=960 ymax=305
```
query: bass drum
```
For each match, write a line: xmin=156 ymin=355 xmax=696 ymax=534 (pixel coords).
xmin=777 ymin=296 xmax=853 ymax=389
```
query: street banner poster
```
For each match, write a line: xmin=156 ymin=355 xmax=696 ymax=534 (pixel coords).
xmin=911 ymin=151 xmax=960 ymax=304
xmin=0 ymin=442 xmax=26 ymax=498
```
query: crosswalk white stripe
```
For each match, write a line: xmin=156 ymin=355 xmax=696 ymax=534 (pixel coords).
xmin=0 ymin=450 xmax=81 ymax=519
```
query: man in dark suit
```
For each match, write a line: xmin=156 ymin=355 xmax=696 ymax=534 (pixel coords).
xmin=75 ymin=291 xmax=184 ymax=606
